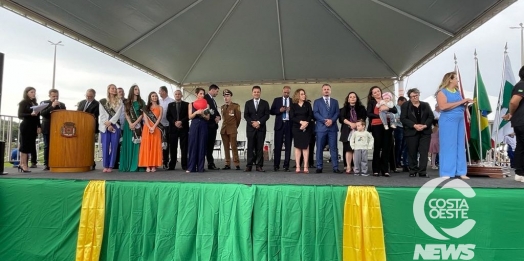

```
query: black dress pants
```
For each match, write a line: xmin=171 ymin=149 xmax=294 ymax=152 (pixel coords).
xmin=405 ymin=133 xmax=431 ymax=176
xmin=206 ymin=127 xmax=217 ymax=167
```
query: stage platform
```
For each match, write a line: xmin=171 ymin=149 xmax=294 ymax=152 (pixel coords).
xmin=0 ymin=160 xmax=520 ymax=188
xmin=1 ymin=160 xmax=523 ymax=261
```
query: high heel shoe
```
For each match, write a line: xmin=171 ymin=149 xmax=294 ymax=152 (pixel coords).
xmin=18 ymin=166 xmax=31 ymax=173
xmin=303 ymin=168 xmax=309 ymax=174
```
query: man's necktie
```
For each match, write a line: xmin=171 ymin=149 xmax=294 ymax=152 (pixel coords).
xmin=325 ymin=98 xmax=330 ymax=109
xmin=83 ymin=101 xmax=90 ymax=112
xmin=283 ymin=98 xmax=287 ymax=120
xmin=176 ymin=102 xmax=180 ymax=121
xmin=255 ymin=100 xmax=259 ymax=111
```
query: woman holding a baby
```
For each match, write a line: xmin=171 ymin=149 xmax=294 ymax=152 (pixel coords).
xmin=367 ymin=86 xmax=397 ymax=177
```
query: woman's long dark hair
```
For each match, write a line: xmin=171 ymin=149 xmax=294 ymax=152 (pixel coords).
xmin=344 ymin=91 xmax=363 ymax=109
xmin=367 ymin=86 xmax=382 ymax=106
xmin=344 ymin=91 xmax=363 ymax=122
xmin=125 ymin=84 xmax=145 ymax=115
xmin=21 ymin=87 xmax=37 ymax=105
xmin=145 ymin=92 xmax=158 ymax=112
xmin=195 ymin=87 xmax=205 ymax=96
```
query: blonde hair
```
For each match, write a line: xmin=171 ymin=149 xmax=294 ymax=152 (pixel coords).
xmin=292 ymin=89 xmax=306 ymax=104
xmin=106 ymin=84 xmax=120 ymax=109
xmin=434 ymin=72 xmax=457 ymax=97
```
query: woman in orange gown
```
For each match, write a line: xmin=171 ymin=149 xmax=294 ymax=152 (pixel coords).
xmin=139 ymin=92 xmax=163 ymax=172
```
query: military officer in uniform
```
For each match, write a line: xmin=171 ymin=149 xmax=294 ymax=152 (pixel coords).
xmin=220 ymin=89 xmax=242 ymax=170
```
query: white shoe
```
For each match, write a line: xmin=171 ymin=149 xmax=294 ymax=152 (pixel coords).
xmin=460 ymin=175 xmax=470 ymax=180
xmin=432 ymin=166 xmax=439 ymax=170
xmin=441 ymin=176 xmax=450 ymax=180
xmin=384 ymin=125 xmax=389 ymax=130
xmin=390 ymin=124 xmax=396 ymax=129
xmin=515 ymin=175 xmax=522 ymax=182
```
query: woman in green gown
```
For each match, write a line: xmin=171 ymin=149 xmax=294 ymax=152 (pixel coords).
xmin=119 ymin=84 xmax=145 ymax=172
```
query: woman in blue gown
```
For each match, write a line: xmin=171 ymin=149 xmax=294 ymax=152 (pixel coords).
xmin=186 ymin=88 xmax=210 ymax=173
xmin=435 ymin=72 xmax=473 ymax=179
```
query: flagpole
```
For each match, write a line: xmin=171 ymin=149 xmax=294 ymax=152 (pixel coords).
xmin=474 ymin=50 xmax=483 ymax=164
xmin=493 ymin=44 xmax=509 ymax=166
xmin=455 ymin=54 xmax=472 ymax=164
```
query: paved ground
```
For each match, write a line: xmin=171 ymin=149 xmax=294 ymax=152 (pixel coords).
xmin=1 ymin=160 xmax=520 ymax=188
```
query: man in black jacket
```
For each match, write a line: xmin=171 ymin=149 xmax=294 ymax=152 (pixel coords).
xmin=400 ymin=88 xmax=434 ymax=177
xmin=40 ymin=89 xmax=66 ymax=170
xmin=166 ymin=90 xmax=189 ymax=170
xmin=270 ymin=86 xmax=292 ymax=172
xmin=244 ymin=86 xmax=270 ymax=172
xmin=503 ymin=66 xmax=524 ymax=180
xmin=77 ymin=88 xmax=99 ymax=170
xmin=205 ymin=84 xmax=221 ymax=170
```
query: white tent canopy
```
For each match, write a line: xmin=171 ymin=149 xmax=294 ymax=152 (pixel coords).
xmin=0 ymin=0 xmax=517 ymax=86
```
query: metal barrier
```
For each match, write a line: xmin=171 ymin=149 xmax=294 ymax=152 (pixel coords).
xmin=0 ymin=115 xmax=22 ymax=163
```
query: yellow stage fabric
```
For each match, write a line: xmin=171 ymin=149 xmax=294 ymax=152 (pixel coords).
xmin=343 ymin=186 xmax=386 ymax=261
xmin=76 ymin=180 xmax=106 ymax=261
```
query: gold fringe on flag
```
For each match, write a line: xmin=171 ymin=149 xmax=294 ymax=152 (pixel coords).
xmin=75 ymin=180 xmax=106 ymax=261
xmin=343 ymin=186 xmax=386 ymax=260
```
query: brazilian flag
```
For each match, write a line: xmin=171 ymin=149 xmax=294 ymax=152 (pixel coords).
xmin=470 ymin=62 xmax=492 ymax=160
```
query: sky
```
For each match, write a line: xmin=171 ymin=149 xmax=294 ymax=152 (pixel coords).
xmin=0 ymin=1 xmax=523 ymax=117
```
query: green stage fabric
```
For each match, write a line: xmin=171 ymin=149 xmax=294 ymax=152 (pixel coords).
xmin=378 ymin=187 xmax=524 ymax=261
xmin=8 ymin=178 xmax=522 ymax=261
xmin=100 ymin=181 xmax=347 ymax=261
xmin=0 ymin=179 xmax=87 ymax=261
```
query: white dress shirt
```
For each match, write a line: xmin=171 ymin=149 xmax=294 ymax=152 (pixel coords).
xmin=504 ymin=135 xmax=516 ymax=151
xmin=433 ymin=110 xmax=441 ymax=120
xmin=159 ymin=96 xmax=175 ymax=126
xmin=282 ymin=97 xmax=289 ymax=120
xmin=324 ymin=96 xmax=331 ymax=108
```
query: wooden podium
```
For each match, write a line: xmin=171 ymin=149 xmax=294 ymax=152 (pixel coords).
xmin=49 ymin=110 xmax=95 ymax=172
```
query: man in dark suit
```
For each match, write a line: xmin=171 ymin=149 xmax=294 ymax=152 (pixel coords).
xmin=244 ymin=85 xmax=270 ymax=172
xmin=159 ymin=86 xmax=175 ymax=169
xmin=313 ymin=84 xmax=341 ymax=173
xmin=270 ymin=86 xmax=292 ymax=172
xmin=40 ymin=88 xmax=66 ymax=170
xmin=77 ymin=88 xmax=100 ymax=170
xmin=308 ymin=102 xmax=316 ymax=168
xmin=205 ymin=84 xmax=221 ymax=170
xmin=166 ymin=90 xmax=189 ymax=170
xmin=400 ymin=88 xmax=434 ymax=177
xmin=394 ymin=96 xmax=408 ymax=171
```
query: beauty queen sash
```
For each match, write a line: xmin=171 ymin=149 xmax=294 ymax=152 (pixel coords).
xmin=100 ymin=99 xmax=116 ymax=133
xmin=145 ymin=109 xmax=167 ymax=150
xmin=129 ymin=102 xmax=143 ymax=144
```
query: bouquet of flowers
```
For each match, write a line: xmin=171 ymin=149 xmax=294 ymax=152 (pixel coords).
xmin=132 ymin=123 xmax=142 ymax=144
